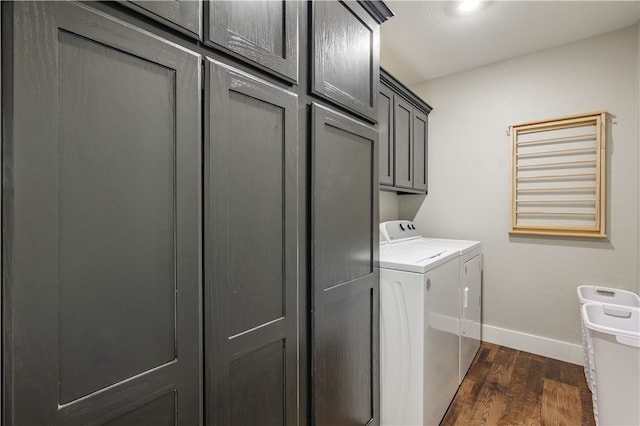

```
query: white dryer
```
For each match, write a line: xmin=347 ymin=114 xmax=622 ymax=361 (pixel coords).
xmin=403 ymin=238 xmax=482 ymax=384
xmin=379 ymin=221 xmax=483 ymax=426
xmin=381 ymin=220 xmax=483 ymax=385
xmin=379 ymin=224 xmax=460 ymax=426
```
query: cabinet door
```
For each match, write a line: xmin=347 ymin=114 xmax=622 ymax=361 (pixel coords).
xmin=378 ymin=84 xmax=394 ymax=186
xmin=413 ymin=110 xmax=428 ymax=192
xmin=207 ymin=0 xmax=298 ymax=82
xmin=205 ymin=59 xmax=299 ymax=426
xmin=124 ymin=1 xmax=202 ymax=39
xmin=393 ymin=97 xmax=414 ymax=190
xmin=311 ymin=103 xmax=379 ymax=426
xmin=3 ymin=3 xmax=201 ymax=425
xmin=311 ymin=0 xmax=380 ymax=121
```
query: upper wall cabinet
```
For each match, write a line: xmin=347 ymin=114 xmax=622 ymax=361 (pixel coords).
xmin=207 ymin=0 xmax=298 ymax=83
xmin=311 ymin=0 xmax=380 ymax=122
xmin=379 ymin=68 xmax=433 ymax=194
xmin=393 ymin=95 xmax=414 ymax=190
xmin=378 ymin=83 xmax=394 ymax=186
xmin=412 ymin=110 xmax=428 ymax=192
xmin=122 ymin=1 xmax=202 ymax=39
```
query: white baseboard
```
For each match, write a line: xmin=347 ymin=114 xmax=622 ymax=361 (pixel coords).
xmin=482 ymin=324 xmax=584 ymax=365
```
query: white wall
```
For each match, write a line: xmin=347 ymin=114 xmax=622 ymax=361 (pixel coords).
xmin=405 ymin=25 xmax=639 ymax=362
xmin=379 ymin=191 xmax=401 ymax=222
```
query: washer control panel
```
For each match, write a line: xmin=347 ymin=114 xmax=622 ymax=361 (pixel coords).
xmin=380 ymin=220 xmax=421 ymax=243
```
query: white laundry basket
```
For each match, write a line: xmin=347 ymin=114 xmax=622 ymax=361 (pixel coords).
xmin=577 ymin=286 xmax=640 ymax=391
xmin=582 ymin=302 xmax=640 ymax=426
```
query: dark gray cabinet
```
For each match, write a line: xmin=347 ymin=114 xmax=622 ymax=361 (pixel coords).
xmin=393 ymin=95 xmax=414 ymax=190
xmin=311 ymin=0 xmax=380 ymax=121
xmin=311 ymin=103 xmax=380 ymax=426
xmin=379 ymin=68 xmax=432 ymax=194
xmin=378 ymin=84 xmax=394 ymax=186
xmin=2 ymin=2 xmax=201 ymax=424
xmin=204 ymin=58 xmax=299 ymax=426
xmin=123 ymin=0 xmax=202 ymax=39
xmin=206 ymin=0 xmax=298 ymax=82
xmin=413 ymin=110 xmax=428 ymax=192
xmin=2 ymin=2 xmax=392 ymax=425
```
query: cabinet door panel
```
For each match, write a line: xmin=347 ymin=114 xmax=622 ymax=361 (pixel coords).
xmin=3 ymin=3 xmax=201 ymax=425
xmin=413 ymin=110 xmax=428 ymax=192
xmin=311 ymin=0 xmax=379 ymax=121
xmin=58 ymin=29 xmax=177 ymax=403
xmin=104 ymin=393 xmax=176 ymax=426
xmin=205 ymin=59 xmax=298 ymax=426
xmin=378 ymin=84 xmax=394 ymax=186
xmin=393 ymin=97 xmax=413 ymax=190
xmin=123 ymin=0 xmax=202 ymax=39
xmin=207 ymin=0 xmax=298 ymax=82
xmin=311 ymin=103 xmax=379 ymax=426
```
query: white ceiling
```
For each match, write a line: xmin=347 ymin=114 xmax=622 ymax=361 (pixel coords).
xmin=380 ymin=0 xmax=640 ymax=85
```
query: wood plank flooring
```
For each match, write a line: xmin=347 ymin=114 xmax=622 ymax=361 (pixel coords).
xmin=441 ymin=342 xmax=595 ymax=426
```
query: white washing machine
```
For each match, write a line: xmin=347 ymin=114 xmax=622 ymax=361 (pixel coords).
xmin=379 ymin=220 xmax=482 ymax=426
xmin=379 ymin=224 xmax=459 ymax=426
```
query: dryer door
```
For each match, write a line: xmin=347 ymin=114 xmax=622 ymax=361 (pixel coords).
xmin=460 ymin=254 xmax=482 ymax=383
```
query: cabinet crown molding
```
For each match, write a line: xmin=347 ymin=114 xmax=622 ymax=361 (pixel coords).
xmin=358 ymin=0 xmax=394 ymax=24
xmin=380 ymin=67 xmax=433 ymax=114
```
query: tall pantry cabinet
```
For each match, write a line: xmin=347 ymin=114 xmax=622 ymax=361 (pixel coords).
xmin=2 ymin=3 xmax=201 ymax=424
xmin=1 ymin=1 xmax=392 ymax=426
xmin=309 ymin=2 xmax=386 ymax=425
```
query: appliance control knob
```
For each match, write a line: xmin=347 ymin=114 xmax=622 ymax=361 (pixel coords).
xmin=399 ymin=224 xmax=405 ymax=231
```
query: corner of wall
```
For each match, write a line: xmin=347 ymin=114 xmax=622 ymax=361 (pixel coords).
xmin=398 ymin=193 xmax=426 ymax=221
xmin=379 ymin=190 xmax=400 ymax=222
xmin=637 ymin=21 xmax=640 ymax=295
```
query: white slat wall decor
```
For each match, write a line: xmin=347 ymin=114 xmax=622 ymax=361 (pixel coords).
xmin=510 ymin=112 xmax=608 ymax=237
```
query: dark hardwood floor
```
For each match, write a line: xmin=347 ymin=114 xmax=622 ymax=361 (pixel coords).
xmin=441 ymin=342 xmax=595 ymax=426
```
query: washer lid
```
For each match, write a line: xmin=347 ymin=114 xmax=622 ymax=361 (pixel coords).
xmin=403 ymin=238 xmax=481 ymax=255
xmin=379 ymin=244 xmax=457 ymax=273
